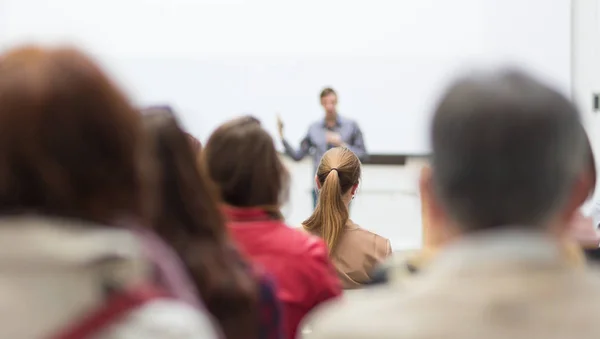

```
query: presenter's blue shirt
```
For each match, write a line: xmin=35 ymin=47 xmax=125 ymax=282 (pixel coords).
xmin=282 ymin=115 xmax=367 ymax=178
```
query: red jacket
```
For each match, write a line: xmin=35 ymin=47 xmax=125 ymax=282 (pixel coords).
xmin=223 ymin=207 xmax=342 ymax=339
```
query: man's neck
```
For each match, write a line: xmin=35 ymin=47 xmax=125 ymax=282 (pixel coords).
xmin=325 ymin=113 xmax=337 ymax=127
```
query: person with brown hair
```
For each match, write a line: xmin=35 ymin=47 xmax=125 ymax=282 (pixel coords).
xmin=187 ymin=133 xmax=202 ymax=154
xmin=0 ymin=46 xmax=217 ymax=338
xmin=139 ymin=105 xmax=203 ymax=154
xmin=203 ymin=115 xmax=342 ymax=339
xmin=302 ymin=147 xmax=391 ymax=289
xmin=143 ymin=108 xmax=284 ymax=339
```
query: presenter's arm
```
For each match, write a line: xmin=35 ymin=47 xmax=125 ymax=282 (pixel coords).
xmin=343 ymin=123 xmax=368 ymax=161
xmin=282 ymin=134 xmax=312 ymax=161
xmin=278 ymin=114 xmax=312 ymax=161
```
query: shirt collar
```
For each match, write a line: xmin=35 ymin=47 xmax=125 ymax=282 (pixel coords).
xmin=221 ymin=205 xmax=277 ymax=222
xmin=322 ymin=115 xmax=342 ymax=128
xmin=0 ymin=215 xmax=143 ymax=266
xmin=424 ymin=229 xmax=578 ymax=278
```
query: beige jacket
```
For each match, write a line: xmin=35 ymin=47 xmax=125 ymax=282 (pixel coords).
xmin=306 ymin=220 xmax=391 ymax=289
xmin=0 ymin=216 xmax=217 ymax=339
xmin=303 ymin=230 xmax=600 ymax=339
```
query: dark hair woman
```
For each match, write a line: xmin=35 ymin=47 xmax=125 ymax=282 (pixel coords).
xmin=142 ymin=108 xmax=283 ymax=339
xmin=203 ymin=115 xmax=342 ymax=339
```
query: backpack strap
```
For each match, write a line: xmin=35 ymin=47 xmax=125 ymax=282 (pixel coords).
xmin=50 ymin=283 xmax=169 ymax=339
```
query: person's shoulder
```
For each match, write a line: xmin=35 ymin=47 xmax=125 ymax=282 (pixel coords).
xmin=295 ymin=225 xmax=320 ymax=237
xmin=308 ymin=119 xmax=324 ymax=129
xmin=278 ymin=225 xmax=330 ymax=265
xmin=337 ymin=115 xmax=359 ymax=127
xmin=578 ymin=267 xmax=600 ymax=295
xmin=294 ymin=225 xmax=308 ymax=232
xmin=288 ymin=226 xmax=328 ymax=257
xmin=101 ymin=299 xmax=219 ymax=339
xmin=348 ymin=222 xmax=391 ymax=252
xmin=301 ymin=286 xmax=407 ymax=339
xmin=350 ymin=223 xmax=386 ymax=239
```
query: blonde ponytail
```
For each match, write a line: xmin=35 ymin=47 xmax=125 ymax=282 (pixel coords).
xmin=303 ymin=147 xmax=361 ymax=253
xmin=304 ymin=168 xmax=349 ymax=252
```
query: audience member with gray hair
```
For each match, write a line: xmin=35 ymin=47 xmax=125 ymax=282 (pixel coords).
xmin=301 ymin=69 xmax=600 ymax=339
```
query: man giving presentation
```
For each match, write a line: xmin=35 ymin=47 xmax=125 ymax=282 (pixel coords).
xmin=277 ymin=87 xmax=368 ymax=207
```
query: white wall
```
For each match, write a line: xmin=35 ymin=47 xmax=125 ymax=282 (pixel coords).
xmin=0 ymin=0 xmax=571 ymax=155
xmin=572 ymin=0 xmax=599 ymax=129
xmin=0 ymin=0 xmax=590 ymax=249
xmin=573 ymin=0 xmax=600 ymax=207
xmin=282 ymin=0 xmax=598 ymax=250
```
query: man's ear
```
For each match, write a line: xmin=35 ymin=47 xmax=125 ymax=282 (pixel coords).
xmin=419 ymin=165 xmax=448 ymax=249
xmin=563 ymin=171 xmax=594 ymax=223
xmin=578 ymin=166 xmax=596 ymax=207
xmin=315 ymin=175 xmax=321 ymax=189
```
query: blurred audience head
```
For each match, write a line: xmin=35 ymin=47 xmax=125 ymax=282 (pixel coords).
xmin=320 ymin=87 xmax=338 ymax=117
xmin=426 ymin=69 xmax=588 ymax=235
xmin=186 ymin=134 xmax=202 ymax=155
xmin=143 ymin=108 xmax=258 ymax=339
xmin=0 ymin=46 xmax=145 ymax=224
xmin=203 ymin=115 xmax=290 ymax=216
xmin=141 ymin=105 xmax=202 ymax=154
xmin=303 ymin=147 xmax=361 ymax=252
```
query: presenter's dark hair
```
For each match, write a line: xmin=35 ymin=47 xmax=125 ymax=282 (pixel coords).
xmin=320 ymin=87 xmax=337 ymax=99
xmin=0 ymin=45 xmax=146 ymax=223
xmin=303 ymin=147 xmax=361 ymax=252
xmin=431 ymin=69 xmax=587 ymax=231
xmin=203 ymin=116 xmax=290 ymax=216
xmin=143 ymin=109 xmax=259 ymax=339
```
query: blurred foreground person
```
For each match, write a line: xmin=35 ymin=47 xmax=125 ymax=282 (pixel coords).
xmin=304 ymin=69 xmax=600 ymax=339
xmin=370 ymin=137 xmax=595 ymax=285
xmin=143 ymin=108 xmax=284 ymax=339
xmin=203 ymin=116 xmax=342 ymax=339
xmin=302 ymin=147 xmax=391 ymax=289
xmin=0 ymin=46 xmax=217 ymax=338
xmin=141 ymin=105 xmax=202 ymax=152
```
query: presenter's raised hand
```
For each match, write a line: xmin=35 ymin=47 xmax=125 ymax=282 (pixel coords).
xmin=276 ymin=114 xmax=284 ymax=139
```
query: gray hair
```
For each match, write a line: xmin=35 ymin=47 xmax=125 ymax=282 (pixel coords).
xmin=431 ymin=69 xmax=586 ymax=231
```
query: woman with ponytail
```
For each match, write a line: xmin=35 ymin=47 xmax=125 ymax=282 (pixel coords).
xmin=303 ymin=147 xmax=392 ymax=289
